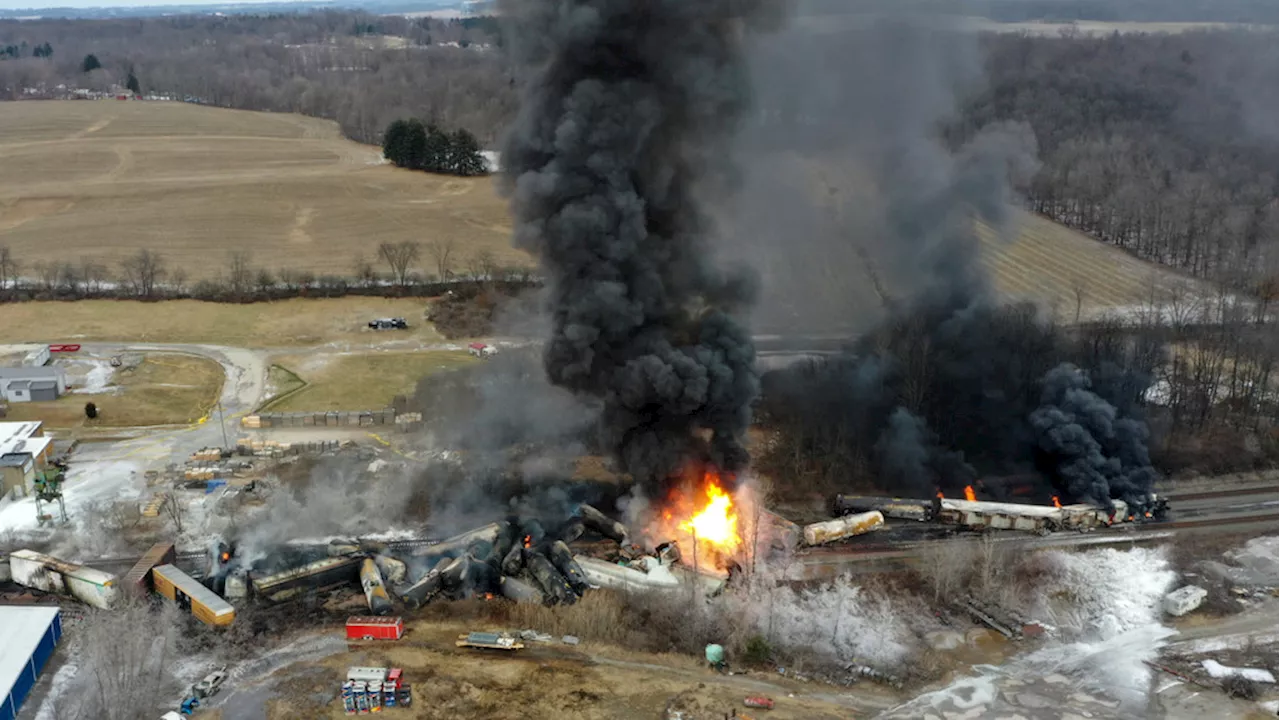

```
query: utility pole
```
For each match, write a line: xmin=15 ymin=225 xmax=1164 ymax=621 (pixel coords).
xmin=216 ymin=399 xmax=229 ymax=450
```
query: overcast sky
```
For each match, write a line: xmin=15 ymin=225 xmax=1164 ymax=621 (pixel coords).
xmin=0 ymin=0 xmax=323 ymax=10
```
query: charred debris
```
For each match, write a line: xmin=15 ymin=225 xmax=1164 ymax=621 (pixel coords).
xmin=210 ymin=503 xmax=731 ymax=616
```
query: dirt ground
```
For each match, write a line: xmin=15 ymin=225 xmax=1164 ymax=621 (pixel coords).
xmin=200 ymin=619 xmax=890 ymax=720
xmin=266 ymin=350 xmax=477 ymax=411
xmin=0 ymin=297 xmax=448 ymax=346
xmin=3 ymin=352 xmax=223 ymax=427
xmin=0 ymin=101 xmax=526 ymax=280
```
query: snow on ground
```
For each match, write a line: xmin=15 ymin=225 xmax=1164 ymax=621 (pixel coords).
xmin=1029 ymin=546 xmax=1176 ymax=638
xmin=0 ymin=447 xmax=145 ymax=553
xmin=884 ymin=545 xmax=1180 ymax=718
xmin=1261 ymin=699 xmax=1280 ymax=715
xmin=32 ymin=662 xmax=79 ymax=720
xmin=1201 ymin=659 xmax=1277 ymax=683
xmin=68 ymin=360 xmax=115 ymax=394
xmin=1226 ymin=536 xmax=1280 ymax=586
xmin=723 ymin=560 xmax=931 ymax=670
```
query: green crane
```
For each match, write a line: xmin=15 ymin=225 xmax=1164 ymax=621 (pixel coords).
xmin=33 ymin=461 xmax=67 ymax=526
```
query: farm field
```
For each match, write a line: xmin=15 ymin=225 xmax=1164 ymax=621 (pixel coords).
xmin=976 ymin=209 xmax=1201 ymax=321
xmin=266 ymin=350 xmax=478 ymax=411
xmin=0 ymin=100 xmax=525 ymax=280
xmin=3 ymin=352 xmax=223 ymax=428
xmin=0 ymin=297 xmax=447 ymax=346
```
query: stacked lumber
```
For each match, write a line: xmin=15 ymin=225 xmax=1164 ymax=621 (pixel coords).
xmin=241 ymin=415 xmax=262 ymax=429
xmin=141 ymin=493 xmax=167 ymax=517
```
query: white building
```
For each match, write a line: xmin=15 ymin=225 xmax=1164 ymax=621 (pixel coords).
xmin=0 ymin=367 xmax=66 ymax=403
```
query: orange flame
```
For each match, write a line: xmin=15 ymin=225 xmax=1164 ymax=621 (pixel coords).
xmin=221 ymin=552 xmax=230 ymax=562
xmin=936 ymin=490 xmax=944 ymax=500
xmin=1051 ymin=496 xmax=1062 ymax=509
xmin=680 ymin=480 xmax=740 ymax=554
xmin=1128 ymin=515 xmax=1135 ymax=522
xmin=963 ymin=485 xmax=976 ymax=502
xmin=523 ymin=535 xmax=531 ymax=549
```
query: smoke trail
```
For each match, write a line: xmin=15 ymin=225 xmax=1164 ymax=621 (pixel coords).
xmin=498 ymin=0 xmax=780 ymax=489
xmin=746 ymin=10 xmax=1164 ymax=510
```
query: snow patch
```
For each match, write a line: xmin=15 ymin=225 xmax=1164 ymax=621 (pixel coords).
xmin=1201 ymin=659 xmax=1276 ymax=683
xmin=33 ymin=662 xmax=79 ymax=720
xmin=1031 ymin=546 xmax=1176 ymax=638
xmin=70 ymin=361 xmax=114 ymax=394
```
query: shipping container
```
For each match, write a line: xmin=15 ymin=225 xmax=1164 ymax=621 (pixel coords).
xmin=346 ymin=616 xmax=404 ymax=641
xmin=9 ymin=549 xmax=117 ymax=609
xmin=152 ymin=564 xmax=235 ymax=626
xmin=347 ymin=667 xmax=388 ymax=683
xmin=122 ymin=542 xmax=176 ymax=594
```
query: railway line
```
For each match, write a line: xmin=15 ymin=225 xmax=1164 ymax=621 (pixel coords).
xmin=64 ymin=483 xmax=1280 ymax=582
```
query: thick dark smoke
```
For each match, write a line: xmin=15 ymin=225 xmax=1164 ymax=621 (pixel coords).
xmin=497 ymin=0 xmax=781 ymax=489
xmin=747 ymin=8 xmax=1164 ymax=510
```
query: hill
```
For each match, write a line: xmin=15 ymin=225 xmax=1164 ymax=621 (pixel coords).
xmin=0 ymin=100 xmax=523 ymax=281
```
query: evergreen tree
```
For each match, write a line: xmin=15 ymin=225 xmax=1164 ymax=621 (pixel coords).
xmin=41 ymin=42 xmax=52 ymax=57
xmin=382 ymin=119 xmax=408 ymax=166
xmin=81 ymin=53 xmax=101 ymax=73
xmin=404 ymin=119 xmax=427 ymax=170
xmin=126 ymin=70 xmax=141 ymax=95
xmin=423 ymin=124 xmax=451 ymax=173
xmin=449 ymin=128 xmax=487 ymax=177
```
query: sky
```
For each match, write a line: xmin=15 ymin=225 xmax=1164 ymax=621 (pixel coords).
xmin=0 ymin=0 xmax=327 ymax=9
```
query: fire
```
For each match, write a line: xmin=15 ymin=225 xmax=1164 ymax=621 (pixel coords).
xmin=221 ymin=552 xmax=231 ymax=562
xmin=963 ymin=485 xmax=976 ymax=502
xmin=522 ymin=535 xmax=532 ymax=549
xmin=936 ymin=490 xmax=944 ymax=500
xmin=1051 ymin=496 xmax=1062 ymax=509
xmin=680 ymin=481 xmax=740 ymax=553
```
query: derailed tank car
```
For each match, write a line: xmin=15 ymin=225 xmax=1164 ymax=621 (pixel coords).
xmin=252 ymin=555 xmax=363 ymax=602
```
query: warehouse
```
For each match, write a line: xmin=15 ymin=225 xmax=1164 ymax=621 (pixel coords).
xmin=0 ymin=605 xmax=62 ymax=720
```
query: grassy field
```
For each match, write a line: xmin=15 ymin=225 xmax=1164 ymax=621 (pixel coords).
xmin=0 ymin=101 xmax=525 ymax=280
xmin=267 ymin=350 xmax=477 ymax=411
xmin=0 ymin=297 xmax=447 ymax=346
xmin=3 ymin=353 xmax=223 ymax=428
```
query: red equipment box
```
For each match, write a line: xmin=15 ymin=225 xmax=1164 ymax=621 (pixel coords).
xmin=346 ymin=616 xmax=404 ymax=641
xmin=48 ymin=344 xmax=81 ymax=352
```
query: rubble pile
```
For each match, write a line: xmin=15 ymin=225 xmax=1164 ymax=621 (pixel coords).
xmin=395 ymin=503 xmax=714 ymax=608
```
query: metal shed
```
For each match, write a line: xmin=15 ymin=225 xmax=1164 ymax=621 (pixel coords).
xmin=0 ymin=605 xmax=62 ymax=720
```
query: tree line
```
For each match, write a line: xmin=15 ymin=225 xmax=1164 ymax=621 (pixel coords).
xmin=3 ymin=41 xmax=51 ymax=58
xmin=0 ymin=243 xmax=536 ymax=303
xmin=382 ymin=118 xmax=488 ymax=176
xmin=950 ymin=29 xmax=1278 ymax=292
xmin=0 ymin=12 xmax=514 ymax=145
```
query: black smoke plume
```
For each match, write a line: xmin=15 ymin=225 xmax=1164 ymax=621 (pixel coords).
xmin=747 ymin=11 xmax=1165 ymax=511
xmin=497 ymin=0 xmax=780 ymax=489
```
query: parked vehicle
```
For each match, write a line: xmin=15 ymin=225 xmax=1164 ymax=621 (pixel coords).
xmin=368 ymin=317 xmax=408 ymax=330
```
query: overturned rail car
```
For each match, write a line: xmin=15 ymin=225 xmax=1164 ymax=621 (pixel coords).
xmin=9 ymin=549 xmax=118 ymax=610
xmin=152 ymin=563 xmax=235 ymax=627
xmin=252 ymin=555 xmax=363 ymax=602
xmin=122 ymin=542 xmax=177 ymax=595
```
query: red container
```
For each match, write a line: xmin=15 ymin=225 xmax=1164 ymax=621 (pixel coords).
xmin=743 ymin=697 xmax=774 ymax=710
xmin=346 ymin=616 xmax=404 ymax=641
xmin=48 ymin=344 xmax=81 ymax=352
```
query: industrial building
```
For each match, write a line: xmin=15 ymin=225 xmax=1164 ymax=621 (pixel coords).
xmin=0 ymin=422 xmax=53 ymax=502
xmin=0 ymin=605 xmax=62 ymax=720
xmin=0 ymin=366 xmax=66 ymax=404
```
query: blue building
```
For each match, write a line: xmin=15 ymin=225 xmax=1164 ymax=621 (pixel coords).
xmin=0 ymin=606 xmax=62 ymax=720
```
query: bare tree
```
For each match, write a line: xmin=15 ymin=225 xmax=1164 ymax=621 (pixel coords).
xmin=160 ymin=493 xmax=185 ymax=534
xmin=169 ymin=267 xmax=188 ymax=296
xmin=119 ymin=249 xmax=165 ymax=299
xmin=226 ymin=251 xmax=253 ymax=297
xmin=468 ymin=249 xmax=497 ymax=283
xmin=33 ymin=260 xmax=60 ymax=293
xmin=80 ymin=257 xmax=108 ymax=295
xmin=1071 ymin=278 xmax=1087 ymax=324
xmin=53 ymin=599 xmax=184 ymax=720
xmin=427 ymin=238 xmax=456 ymax=281
xmin=255 ymin=268 xmax=276 ymax=295
xmin=353 ymin=253 xmax=376 ymax=288
xmin=0 ymin=245 xmax=16 ymax=291
xmin=378 ymin=241 xmax=420 ymax=286
xmin=917 ymin=541 xmax=977 ymax=604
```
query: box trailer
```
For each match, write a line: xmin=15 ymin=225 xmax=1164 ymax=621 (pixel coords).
xmin=9 ymin=549 xmax=117 ymax=609
xmin=152 ymin=564 xmax=235 ymax=627
xmin=346 ymin=616 xmax=404 ymax=641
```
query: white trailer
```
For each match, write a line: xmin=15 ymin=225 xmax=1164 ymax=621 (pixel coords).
xmin=9 ymin=549 xmax=118 ymax=609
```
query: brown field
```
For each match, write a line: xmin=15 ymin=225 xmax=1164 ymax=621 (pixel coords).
xmin=267 ymin=350 xmax=477 ymax=411
xmin=977 ymin=210 xmax=1202 ymax=321
xmin=0 ymin=100 xmax=525 ymax=280
xmin=0 ymin=297 xmax=447 ymax=346
xmin=3 ymin=353 xmax=223 ymax=428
